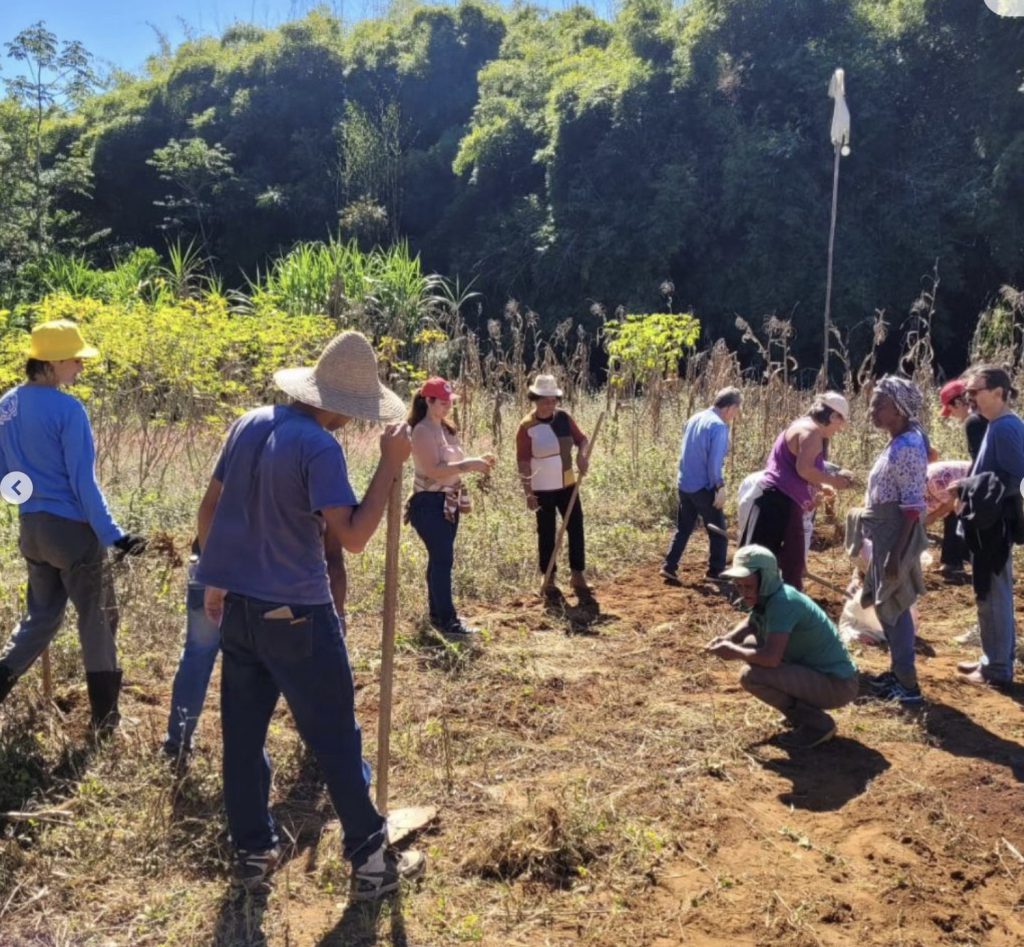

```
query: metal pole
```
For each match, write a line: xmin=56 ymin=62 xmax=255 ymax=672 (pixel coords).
xmin=822 ymin=143 xmax=841 ymax=390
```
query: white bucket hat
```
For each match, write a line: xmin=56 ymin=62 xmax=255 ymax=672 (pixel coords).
xmin=819 ymin=390 xmax=850 ymax=421
xmin=528 ymin=374 xmax=563 ymax=398
xmin=274 ymin=330 xmax=406 ymax=423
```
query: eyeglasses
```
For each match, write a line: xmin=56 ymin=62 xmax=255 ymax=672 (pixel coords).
xmin=964 ymin=387 xmax=987 ymax=396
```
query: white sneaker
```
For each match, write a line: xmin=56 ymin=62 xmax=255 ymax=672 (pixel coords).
xmin=351 ymin=845 xmax=426 ymax=901
xmin=954 ymin=625 xmax=981 ymax=647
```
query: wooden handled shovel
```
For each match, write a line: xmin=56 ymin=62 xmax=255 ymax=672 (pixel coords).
xmin=376 ymin=470 xmax=436 ymax=844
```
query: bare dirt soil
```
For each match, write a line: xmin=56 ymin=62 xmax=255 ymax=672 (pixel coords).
xmin=260 ymin=539 xmax=1024 ymax=946
xmin=5 ymin=536 xmax=1023 ymax=947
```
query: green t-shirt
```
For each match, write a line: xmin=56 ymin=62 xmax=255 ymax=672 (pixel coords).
xmin=751 ymin=585 xmax=857 ymax=679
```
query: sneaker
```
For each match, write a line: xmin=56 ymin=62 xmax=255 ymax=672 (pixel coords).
xmin=351 ymin=846 xmax=426 ymax=902
xmin=954 ymin=625 xmax=981 ymax=647
xmin=874 ymin=679 xmax=924 ymax=706
xmin=162 ymin=741 xmax=192 ymax=776
xmin=777 ymin=723 xmax=837 ymax=750
xmin=232 ymin=845 xmax=281 ymax=891
xmin=866 ymin=670 xmax=898 ymax=693
xmin=659 ymin=565 xmax=679 ymax=583
xmin=440 ymin=619 xmax=480 ymax=641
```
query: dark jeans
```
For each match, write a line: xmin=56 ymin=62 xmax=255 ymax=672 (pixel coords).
xmin=663 ymin=488 xmax=727 ymax=575
xmin=407 ymin=491 xmax=459 ymax=629
xmin=0 ymin=512 xmax=118 ymax=677
xmin=220 ymin=593 xmax=385 ymax=865
xmin=745 ymin=487 xmax=806 ymax=591
xmin=536 ymin=486 xmax=585 ymax=575
xmin=940 ymin=513 xmax=968 ymax=569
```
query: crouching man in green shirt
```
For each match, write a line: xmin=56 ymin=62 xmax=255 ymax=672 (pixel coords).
xmin=706 ymin=545 xmax=859 ymax=749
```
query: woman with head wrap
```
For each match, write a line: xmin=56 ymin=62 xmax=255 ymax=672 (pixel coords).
xmin=847 ymin=376 xmax=930 ymax=706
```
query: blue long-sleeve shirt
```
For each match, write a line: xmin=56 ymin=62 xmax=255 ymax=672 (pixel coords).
xmin=677 ymin=407 xmax=730 ymax=493
xmin=973 ymin=411 xmax=1024 ymax=495
xmin=0 ymin=385 xmax=124 ymax=546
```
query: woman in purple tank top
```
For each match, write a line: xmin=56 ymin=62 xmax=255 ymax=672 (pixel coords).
xmin=743 ymin=392 xmax=855 ymax=589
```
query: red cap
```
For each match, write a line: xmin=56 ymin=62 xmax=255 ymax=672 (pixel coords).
xmin=420 ymin=377 xmax=455 ymax=401
xmin=939 ymin=379 xmax=966 ymax=417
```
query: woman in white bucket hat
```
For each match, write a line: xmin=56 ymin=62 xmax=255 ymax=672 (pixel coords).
xmin=515 ymin=373 xmax=591 ymax=600
xmin=742 ymin=391 xmax=855 ymax=590
xmin=194 ymin=330 xmax=425 ymax=899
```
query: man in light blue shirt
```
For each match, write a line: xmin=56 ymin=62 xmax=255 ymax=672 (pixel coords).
xmin=661 ymin=387 xmax=741 ymax=583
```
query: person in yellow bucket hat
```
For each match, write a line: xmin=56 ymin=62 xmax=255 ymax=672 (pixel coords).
xmin=0 ymin=320 xmax=146 ymax=731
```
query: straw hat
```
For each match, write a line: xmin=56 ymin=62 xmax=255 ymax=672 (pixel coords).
xmin=28 ymin=320 xmax=99 ymax=361
xmin=274 ymin=331 xmax=405 ymax=423
xmin=528 ymin=374 xmax=563 ymax=398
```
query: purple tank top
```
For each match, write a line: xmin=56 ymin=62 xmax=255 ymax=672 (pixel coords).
xmin=761 ymin=428 xmax=823 ymax=510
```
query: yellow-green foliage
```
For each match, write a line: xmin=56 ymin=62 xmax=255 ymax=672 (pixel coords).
xmin=0 ymin=293 xmax=337 ymax=418
xmin=603 ymin=311 xmax=701 ymax=387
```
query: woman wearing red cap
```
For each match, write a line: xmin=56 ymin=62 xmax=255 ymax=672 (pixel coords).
xmin=406 ymin=377 xmax=495 ymax=640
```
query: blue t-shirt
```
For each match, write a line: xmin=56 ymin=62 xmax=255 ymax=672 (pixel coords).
xmin=677 ymin=408 xmax=729 ymax=493
xmin=973 ymin=412 xmax=1024 ymax=495
xmin=0 ymin=385 xmax=123 ymax=546
xmin=195 ymin=405 xmax=359 ymax=605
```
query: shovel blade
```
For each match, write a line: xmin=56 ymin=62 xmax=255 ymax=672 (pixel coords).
xmin=386 ymin=805 xmax=438 ymax=846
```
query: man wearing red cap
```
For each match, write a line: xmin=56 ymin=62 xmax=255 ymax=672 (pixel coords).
xmin=936 ymin=379 xmax=988 ymax=583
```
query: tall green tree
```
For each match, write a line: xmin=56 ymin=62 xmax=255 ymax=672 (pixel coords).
xmin=3 ymin=21 xmax=95 ymax=258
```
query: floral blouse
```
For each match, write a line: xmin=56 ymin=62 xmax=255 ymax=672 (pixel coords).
xmin=866 ymin=429 xmax=928 ymax=512
xmin=925 ymin=460 xmax=971 ymax=513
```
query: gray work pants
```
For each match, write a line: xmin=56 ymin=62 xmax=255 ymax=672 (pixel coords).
xmin=740 ymin=663 xmax=859 ymax=732
xmin=0 ymin=512 xmax=119 ymax=676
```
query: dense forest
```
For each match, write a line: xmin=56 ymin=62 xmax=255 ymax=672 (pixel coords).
xmin=1 ymin=0 xmax=1022 ymax=371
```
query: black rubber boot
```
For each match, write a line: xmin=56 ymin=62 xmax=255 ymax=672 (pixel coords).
xmin=86 ymin=670 xmax=122 ymax=735
xmin=0 ymin=664 xmax=16 ymax=705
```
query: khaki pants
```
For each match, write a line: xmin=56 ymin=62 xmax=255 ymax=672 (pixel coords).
xmin=740 ymin=663 xmax=858 ymax=732
xmin=0 ymin=512 xmax=119 ymax=677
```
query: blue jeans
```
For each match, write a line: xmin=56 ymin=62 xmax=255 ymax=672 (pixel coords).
xmin=882 ymin=609 xmax=917 ymax=688
xmin=407 ymin=492 xmax=459 ymax=629
xmin=663 ymin=488 xmax=727 ymax=575
xmin=977 ymin=558 xmax=1016 ymax=683
xmin=164 ymin=572 xmax=220 ymax=754
xmin=220 ymin=593 xmax=385 ymax=865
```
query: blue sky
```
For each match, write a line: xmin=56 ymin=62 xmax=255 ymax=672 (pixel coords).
xmin=0 ymin=0 xmax=358 ymax=77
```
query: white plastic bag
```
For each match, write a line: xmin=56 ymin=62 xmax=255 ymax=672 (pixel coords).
xmin=839 ymin=595 xmax=885 ymax=646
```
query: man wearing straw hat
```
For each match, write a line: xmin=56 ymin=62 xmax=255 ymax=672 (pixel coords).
xmin=195 ymin=330 xmax=425 ymax=898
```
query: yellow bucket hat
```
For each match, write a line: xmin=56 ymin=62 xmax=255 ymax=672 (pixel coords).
xmin=28 ymin=320 xmax=99 ymax=361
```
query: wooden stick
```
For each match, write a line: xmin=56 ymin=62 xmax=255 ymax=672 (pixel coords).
xmin=375 ymin=472 xmax=403 ymax=815
xmin=540 ymin=411 xmax=605 ymax=595
xmin=40 ymin=647 xmax=52 ymax=702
